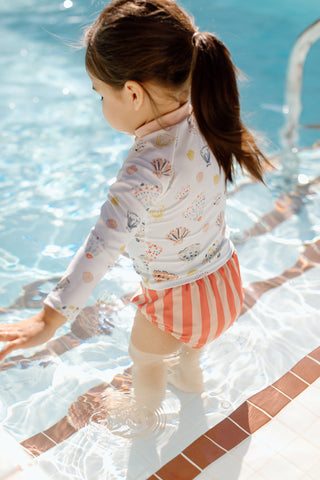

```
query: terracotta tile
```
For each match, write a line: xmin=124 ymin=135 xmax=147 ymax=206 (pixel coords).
xmin=87 ymin=383 xmax=109 ymax=395
xmin=205 ymin=417 xmax=248 ymax=450
xmin=248 ymin=386 xmax=290 ymax=417
xmin=110 ymin=367 xmax=132 ymax=392
xmin=43 ymin=416 xmax=77 ymax=444
xmin=145 ymin=476 xmax=159 ymax=480
xmin=308 ymin=346 xmax=320 ymax=363
xmin=291 ymin=356 xmax=320 ymax=384
xmin=68 ymin=387 xmax=108 ymax=429
xmin=183 ymin=435 xmax=225 ymax=469
xmin=273 ymin=371 xmax=309 ymax=399
xmin=20 ymin=432 xmax=56 ymax=456
xmin=156 ymin=454 xmax=201 ymax=480
xmin=229 ymin=401 xmax=271 ymax=434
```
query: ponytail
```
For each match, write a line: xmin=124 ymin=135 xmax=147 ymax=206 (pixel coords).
xmin=191 ymin=33 xmax=269 ymax=184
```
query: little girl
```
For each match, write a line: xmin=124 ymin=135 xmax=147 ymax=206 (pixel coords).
xmin=0 ymin=0 xmax=268 ymax=410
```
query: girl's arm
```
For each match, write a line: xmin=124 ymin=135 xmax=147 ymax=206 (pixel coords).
xmin=0 ymin=150 xmax=170 ymax=362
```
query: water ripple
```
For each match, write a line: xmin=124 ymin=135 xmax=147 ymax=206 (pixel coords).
xmin=88 ymin=390 xmax=168 ymax=439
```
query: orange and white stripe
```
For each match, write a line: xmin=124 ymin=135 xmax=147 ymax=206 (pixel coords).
xmin=131 ymin=251 xmax=244 ymax=349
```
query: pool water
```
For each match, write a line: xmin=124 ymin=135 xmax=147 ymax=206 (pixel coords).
xmin=0 ymin=1 xmax=320 ymax=479
xmin=1 ymin=0 xmax=319 ymax=309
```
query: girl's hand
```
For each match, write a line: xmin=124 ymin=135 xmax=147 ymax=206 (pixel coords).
xmin=0 ymin=306 xmax=67 ymax=362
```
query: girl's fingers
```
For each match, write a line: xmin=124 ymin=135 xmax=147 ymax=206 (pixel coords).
xmin=0 ymin=339 xmax=22 ymax=362
xmin=0 ymin=330 xmax=18 ymax=342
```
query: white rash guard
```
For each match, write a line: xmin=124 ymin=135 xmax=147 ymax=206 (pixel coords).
xmin=44 ymin=102 xmax=234 ymax=320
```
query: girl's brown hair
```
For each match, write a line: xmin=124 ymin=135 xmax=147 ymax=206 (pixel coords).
xmin=85 ymin=0 xmax=269 ymax=183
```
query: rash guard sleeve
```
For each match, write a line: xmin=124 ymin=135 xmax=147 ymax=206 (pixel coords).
xmin=44 ymin=150 xmax=170 ymax=320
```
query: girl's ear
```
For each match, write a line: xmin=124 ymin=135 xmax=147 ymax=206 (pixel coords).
xmin=124 ymin=81 xmax=145 ymax=111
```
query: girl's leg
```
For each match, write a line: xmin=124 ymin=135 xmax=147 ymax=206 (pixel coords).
xmin=129 ymin=309 xmax=182 ymax=410
xmin=168 ymin=344 xmax=204 ymax=393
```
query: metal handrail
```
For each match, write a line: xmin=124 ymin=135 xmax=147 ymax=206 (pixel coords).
xmin=281 ymin=19 xmax=320 ymax=150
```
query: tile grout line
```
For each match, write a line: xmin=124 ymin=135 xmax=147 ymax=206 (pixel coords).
xmin=289 ymin=369 xmax=312 ymax=385
xmin=180 ymin=452 xmax=204 ymax=472
xmin=203 ymin=434 xmax=228 ymax=452
xmin=227 ymin=415 xmax=261 ymax=436
xmin=307 ymin=354 xmax=320 ymax=365
xmin=246 ymin=399 xmax=273 ymax=418
xmin=41 ymin=432 xmax=58 ymax=446
xmin=152 ymin=474 xmax=163 ymax=480
xmin=271 ymin=384 xmax=299 ymax=401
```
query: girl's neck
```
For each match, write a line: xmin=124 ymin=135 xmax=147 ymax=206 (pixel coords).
xmin=140 ymin=81 xmax=189 ymax=126
xmin=135 ymin=101 xmax=191 ymax=139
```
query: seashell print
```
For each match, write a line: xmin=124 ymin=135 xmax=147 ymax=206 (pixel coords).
xmin=126 ymin=164 xmax=138 ymax=175
xmin=139 ymin=256 xmax=150 ymax=270
xmin=135 ymin=221 xmax=146 ymax=240
xmin=144 ymin=242 xmax=163 ymax=262
xmin=187 ymin=269 xmax=198 ymax=276
xmin=106 ymin=218 xmax=117 ymax=229
xmin=151 ymin=158 xmax=173 ymax=178
xmin=155 ymin=133 xmax=176 ymax=148
xmin=153 ymin=270 xmax=178 ymax=282
xmin=127 ymin=211 xmax=141 ymax=231
xmin=196 ymin=172 xmax=203 ymax=182
xmin=82 ymin=271 xmax=94 ymax=283
xmin=85 ymin=232 xmax=106 ymax=258
xmin=131 ymin=182 xmax=162 ymax=210
xmin=132 ymin=256 xmax=149 ymax=275
xmin=57 ymin=305 xmax=80 ymax=320
xmin=134 ymin=141 xmax=145 ymax=153
xmin=212 ymin=193 xmax=222 ymax=206
xmin=202 ymin=242 xmax=221 ymax=264
xmin=110 ymin=196 xmax=119 ymax=206
xmin=213 ymin=174 xmax=220 ymax=185
xmin=178 ymin=243 xmax=201 ymax=262
xmin=166 ymin=227 xmax=190 ymax=244
xmin=176 ymin=185 xmax=191 ymax=201
xmin=200 ymin=145 xmax=211 ymax=167
xmin=183 ymin=193 xmax=206 ymax=222
xmin=132 ymin=259 xmax=143 ymax=275
xmin=149 ymin=204 xmax=165 ymax=220
xmin=53 ymin=277 xmax=70 ymax=292
xmin=216 ymin=211 xmax=224 ymax=227
xmin=187 ymin=150 xmax=195 ymax=161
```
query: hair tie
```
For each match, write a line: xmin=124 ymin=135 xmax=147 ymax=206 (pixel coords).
xmin=192 ymin=29 xmax=200 ymax=46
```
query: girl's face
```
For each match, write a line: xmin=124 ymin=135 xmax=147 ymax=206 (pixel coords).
xmin=89 ymin=74 xmax=138 ymax=135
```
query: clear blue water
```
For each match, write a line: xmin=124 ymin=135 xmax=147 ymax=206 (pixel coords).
xmin=1 ymin=0 xmax=319 ymax=309
xmin=0 ymin=2 xmax=320 ymax=478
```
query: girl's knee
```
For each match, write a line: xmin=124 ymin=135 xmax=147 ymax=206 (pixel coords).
xmin=129 ymin=340 xmax=170 ymax=365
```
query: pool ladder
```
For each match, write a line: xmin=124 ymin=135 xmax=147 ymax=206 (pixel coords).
xmin=281 ymin=18 xmax=320 ymax=150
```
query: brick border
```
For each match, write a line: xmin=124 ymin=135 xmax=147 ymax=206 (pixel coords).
xmin=147 ymin=346 xmax=320 ymax=480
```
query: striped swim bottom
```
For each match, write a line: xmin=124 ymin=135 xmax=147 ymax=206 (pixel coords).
xmin=131 ymin=251 xmax=244 ymax=349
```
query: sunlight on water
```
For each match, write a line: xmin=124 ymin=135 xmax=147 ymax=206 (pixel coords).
xmin=88 ymin=390 xmax=168 ymax=439
xmin=0 ymin=3 xmax=320 ymax=479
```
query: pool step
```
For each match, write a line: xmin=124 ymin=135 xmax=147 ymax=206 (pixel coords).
xmin=0 ymin=428 xmax=33 ymax=480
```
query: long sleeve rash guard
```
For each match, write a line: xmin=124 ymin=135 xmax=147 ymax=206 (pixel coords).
xmin=44 ymin=103 xmax=234 ymax=321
